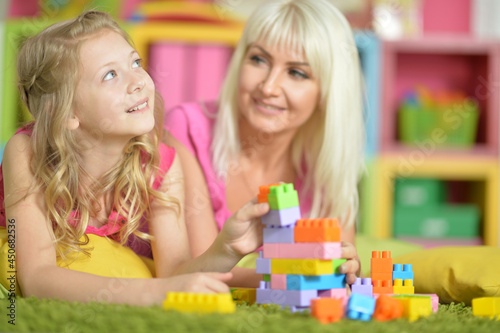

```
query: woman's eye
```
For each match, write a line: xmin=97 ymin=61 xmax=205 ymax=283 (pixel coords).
xmin=103 ymin=70 xmax=117 ymax=81
xmin=290 ymin=69 xmax=309 ymax=79
xmin=132 ymin=58 xmax=142 ymax=68
xmin=250 ymin=55 xmax=266 ymax=64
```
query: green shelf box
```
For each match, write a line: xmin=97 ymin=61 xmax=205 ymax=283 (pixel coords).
xmin=394 ymin=178 xmax=446 ymax=208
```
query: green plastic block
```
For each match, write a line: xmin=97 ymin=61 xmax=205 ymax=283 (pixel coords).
xmin=267 ymin=183 xmax=299 ymax=210
xmin=393 ymin=204 xmax=480 ymax=238
xmin=263 ymin=274 xmax=270 ymax=282
xmin=332 ymin=259 xmax=347 ymax=274
xmin=394 ymin=178 xmax=446 ymax=208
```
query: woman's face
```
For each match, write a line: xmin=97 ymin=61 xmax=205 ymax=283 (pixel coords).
xmin=237 ymin=41 xmax=321 ymax=134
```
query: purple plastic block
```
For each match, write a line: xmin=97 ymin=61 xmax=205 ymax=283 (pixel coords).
xmin=261 ymin=206 xmax=301 ymax=227
xmin=263 ymin=225 xmax=295 ymax=243
xmin=256 ymin=288 xmax=318 ymax=307
xmin=351 ymin=278 xmax=373 ymax=297
xmin=256 ymin=256 xmax=271 ymax=274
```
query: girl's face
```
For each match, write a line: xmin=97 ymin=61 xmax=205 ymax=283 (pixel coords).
xmin=72 ymin=29 xmax=155 ymax=144
xmin=237 ymin=41 xmax=321 ymax=134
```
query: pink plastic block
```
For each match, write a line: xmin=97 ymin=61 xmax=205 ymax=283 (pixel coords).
xmin=318 ymin=288 xmax=348 ymax=299
xmin=270 ymin=274 xmax=287 ymax=290
xmin=263 ymin=242 xmax=341 ymax=259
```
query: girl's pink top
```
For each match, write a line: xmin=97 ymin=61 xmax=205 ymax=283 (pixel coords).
xmin=0 ymin=124 xmax=175 ymax=258
xmin=164 ymin=101 xmax=311 ymax=231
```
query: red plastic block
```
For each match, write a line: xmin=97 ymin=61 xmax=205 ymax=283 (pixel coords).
xmin=311 ymin=298 xmax=344 ymax=324
xmin=373 ymin=295 xmax=403 ymax=321
xmin=258 ymin=183 xmax=280 ymax=203
xmin=371 ymin=251 xmax=393 ymax=281
xmin=294 ymin=218 xmax=341 ymax=243
xmin=372 ymin=280 xmax=393 ymax=294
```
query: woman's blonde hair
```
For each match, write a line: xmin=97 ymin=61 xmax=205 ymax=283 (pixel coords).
xmin=212 ymin=0 xmax=365 ymax=227
xmin=17 ymin=11 xmax=178 ymax=260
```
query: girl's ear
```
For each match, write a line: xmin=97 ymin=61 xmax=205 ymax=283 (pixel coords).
xmin=66 ymin=114 xmax=80 ymax=130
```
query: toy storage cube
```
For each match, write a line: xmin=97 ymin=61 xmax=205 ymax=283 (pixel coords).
xmin=394 ymin=178 xmax=446 ymax=207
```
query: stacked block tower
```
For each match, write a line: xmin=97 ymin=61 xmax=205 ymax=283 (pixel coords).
xmin=255 ymin=183 xmax=347 ymax=313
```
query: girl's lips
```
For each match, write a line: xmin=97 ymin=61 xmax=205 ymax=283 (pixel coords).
xmin=126 ymin=99 xmax=149 ymax=113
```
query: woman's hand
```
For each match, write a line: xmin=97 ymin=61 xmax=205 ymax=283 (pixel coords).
xmin=218 ymin=198 xmax=270 ymax=259
xmin=339 ymin=241 xmax=361 ymax=285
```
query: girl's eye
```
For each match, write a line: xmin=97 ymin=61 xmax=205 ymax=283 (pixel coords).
xmin=103 ymin=70 xmax=117 ymax=81
xmin=250 ymin=55 xmax=266 ymax=65
xmin=289 ymin=69 xmax=309 ymax=79
xmin=132 ymin=58 xmax=142 ymax=68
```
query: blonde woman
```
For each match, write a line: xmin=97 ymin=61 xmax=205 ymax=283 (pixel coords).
xmin=165 ymin=0 xmax=365 ymax=287
xmin=0 ymin=11 xmax=269 ymax=305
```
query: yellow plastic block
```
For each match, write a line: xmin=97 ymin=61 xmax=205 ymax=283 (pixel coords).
xmin=393 ymin=279 xmax=415 ymax=295
xmin=472 ymin=297 xmax=500 ymax=320
xmin=398 ymin=297 xmax=432 ymax=322
xmin=270 ymin=258 xmax=333 ymax=275
xmin=162 ymin=292 xmax=235 ymax=314
xmin=231 ymin=288 xmax=256 ymax=305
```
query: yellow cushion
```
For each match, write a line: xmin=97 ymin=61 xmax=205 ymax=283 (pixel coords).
xmin=394 ymin=246 xmax=500 ymax=305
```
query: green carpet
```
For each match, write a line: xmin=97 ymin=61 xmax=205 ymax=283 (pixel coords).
xmin=1 ymin=298 xmax=499 ymax=333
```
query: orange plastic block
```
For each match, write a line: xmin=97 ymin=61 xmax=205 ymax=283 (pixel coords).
xmin=311 ymin=298 xmax=344 ymax=324
xmin=258 ymin=183 xmax=280 ymax=203
xmin=294 ymin=218 xmax=341 ymax=243
xmin=371 ymin=251 xmax=392 ymax=281
xmin=373 ymin=295 xmax=403 ymax=321
xmin=372 ymin=280 xmax=393 ymax=294
xmin=231 ymin=288 xmax=256 ymax=305
xmin=393 ymin=279 xmax=415 ymax=295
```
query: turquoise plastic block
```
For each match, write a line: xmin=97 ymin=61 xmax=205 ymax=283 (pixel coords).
xmin=268 ymin=183 xmax=299 ymax=210
xmin=287 ymin=273 xmax=346 ymax=290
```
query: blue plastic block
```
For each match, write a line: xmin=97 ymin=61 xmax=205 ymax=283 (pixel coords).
xmin=256 ymin=288 xmax=318 ymax=307
xmin=256 ymin=252 xmax=271 ymax=274
xmin=393 ymin=264 xmax=414 ymax=281
xmin=287 ymin=273 xmax=347 ymax=290
xmin=351 ymin=278 xmax=373 ymax=297
xmin=263 ymin=225 xmax=295 ymax=243
xmin=346 ymin=293 xmax=376 ymax=321
xmin=261 ymin=206 xmax=301 ymax=227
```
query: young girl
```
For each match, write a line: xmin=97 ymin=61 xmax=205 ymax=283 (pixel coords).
xmin=0 ymin=11 xmax=269 ymax=305
xmin=165 ymin=0 xmax=364 ymax=286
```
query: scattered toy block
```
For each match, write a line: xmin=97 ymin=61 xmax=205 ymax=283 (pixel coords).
xmin=294 ymin=218 xmax=341 ymax=243
xmin=231 ymin=288 xmax=256 ymax=305
xmin=351 ymin=278 xmax=373 ymax=297
xmin=268 ymin=183 xmax=299 ymax=210
xmin=261 ymin=206 xmax=301 ymax=227
xmin=373 ymin=295 xmax=403 ymax=321
xmin=311 ymin=297 xmax=344 ymax=323
xmin=346 ymin=293 xmax=376 ymax=321
xmin=263 ymin=242 xmax=342 ymax=259
xmin=393 ymin=264 xmax=414 ymax=281
xmin=256 ymin=288 xmax=318 ymax=307
xmin=163 ymin=292 xmax=235 ymax=314
xmin=397 ymin=296 xmax=432 ymax=322
xmin=372 ymin=280 xmax=393 ymax=294
xmin=263 ymin=225 xmax=295 ymax=243
xmin=270 ymin=258 xmax=333 ymax=275
xmin=393 ymin=279 xmax=415 ymax=295
xmin=472 ymin=297 xmax=500 ymax=320
xmin=287 ymin=273 xmax=346 ymax=290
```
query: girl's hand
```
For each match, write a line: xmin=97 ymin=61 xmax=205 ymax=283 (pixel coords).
xmin=219 ymin=198 xmax=270 ymax=258
xmin=163 ymin=272 xmax=233 ymax=293
xmin=339 ymin=241 xmax=361 ymax=285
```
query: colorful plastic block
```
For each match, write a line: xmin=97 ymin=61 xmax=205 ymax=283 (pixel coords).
xmin=231 ymin=288 xmax=256 ymax=305
xmin=332 ymin=259 xmax=347 ymax=273
xmin=372 ymin=280 xmax=393 ymax=294
xmin=472 ymin=297 xmax=500 ymax=320
xmin=287 ymin=273 xmax=346 ymax=290
xmin=294 ymin=218 xmax=341 ymax=243
xmin=270 ymin=274 xmax=287 ymax=290
xmin=263 ymin=225 xmax=295 ymax=243
xmin=393 ymin=264 xmax=414 ymax=281
xmin=262 ymin=274 xmax=270 ymax=282
xmin=261 ymin=206 xmax=301 ymax=227
xmin=371 ymin=251 xmax=393 ymax=281
xmin=351 ymin=278 xmax=374 ymax=297
xmin=256 ymin=252 xmax=271 ymax=274
xmin=373 ymin=295 xmax=403 ymax=321
xmin=270 ymin=258 xmax=333 ymax=275
xmin=397 ymin=296 xmax=432 ymax=322
xmin=162 ymin=292 xmax=235 ymax=314
xmin=258 ymin=183 xmax=280 ymax=203
xmin=267 ymin=183 xmax=299 ymax=210
xmin=311 ymin=298 xmax=344 ymax=323
xmin=263 ymin=242 xmax=342 ymax=260
xmin=393 ymin=279 xmax=415 ymax=295
xmin=346 ymin=293 xmax=376 ymax=321
xmin=256 ymin=288 xmax=318 ymax=307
